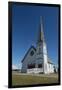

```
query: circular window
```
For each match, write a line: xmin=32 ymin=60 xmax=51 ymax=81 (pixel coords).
xmin=30 ymin=51 xmax=34 ymax=56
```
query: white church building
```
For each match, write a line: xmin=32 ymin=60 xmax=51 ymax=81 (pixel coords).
xmin=21 ymin=17 xmax=57 ymax=74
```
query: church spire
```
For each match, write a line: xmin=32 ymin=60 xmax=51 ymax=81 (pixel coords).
xmin=37 ymin=16 xmax=44 ymax=44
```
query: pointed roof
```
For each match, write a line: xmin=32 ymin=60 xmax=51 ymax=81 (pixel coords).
xmin=37 ymin=16 xmax=44 ymax=43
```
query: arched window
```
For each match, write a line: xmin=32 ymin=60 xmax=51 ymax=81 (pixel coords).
xmin=30 ymin=50 xmax=34 ymax=56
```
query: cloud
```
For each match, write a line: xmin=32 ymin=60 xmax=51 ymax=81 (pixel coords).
xmin=12 ymin=64 xmax=18 ymax=70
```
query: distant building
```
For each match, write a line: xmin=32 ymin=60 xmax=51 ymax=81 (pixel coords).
xmin=21 ymin=17 xmax=57 ymax=74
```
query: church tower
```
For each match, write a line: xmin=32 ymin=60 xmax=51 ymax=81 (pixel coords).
xmin=36 ymin=16 xmax=48 ymax=74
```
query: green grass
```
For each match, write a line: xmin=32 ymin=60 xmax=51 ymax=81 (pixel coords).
xmin=12 ymin=73 xmax=58 ymax=86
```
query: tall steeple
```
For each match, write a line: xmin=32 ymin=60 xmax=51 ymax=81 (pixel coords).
xmin=37 ymin=16 xmax=44 ymax=44
xmin=36 ymin=17 xmax=48 ymax=74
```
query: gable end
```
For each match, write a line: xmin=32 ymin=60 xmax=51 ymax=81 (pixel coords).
xmin=21 ymin=46 xmax=36 ymax=63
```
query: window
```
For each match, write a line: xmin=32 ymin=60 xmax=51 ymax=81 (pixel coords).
xmin=38 ymin=64 xmax=42 ymax=68
xmin=39 ymin=47 xmax=41 ymax=54
xmin=30 ymin=50 xmax=34 ymax=56
xmin=28 ymin=64 xmax=35 ymax=69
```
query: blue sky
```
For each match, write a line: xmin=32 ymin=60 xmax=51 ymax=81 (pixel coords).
xmin=12 ymin=4 xmax=59 ymax=69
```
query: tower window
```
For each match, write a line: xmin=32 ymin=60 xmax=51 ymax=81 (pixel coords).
xmin=39 ymin=47 xmax=41 ymax=54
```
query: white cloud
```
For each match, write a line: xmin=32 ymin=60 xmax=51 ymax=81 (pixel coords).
xmin=12 ymin=64 xmax=18 ymax=70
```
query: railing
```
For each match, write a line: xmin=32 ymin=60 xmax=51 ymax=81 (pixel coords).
xmin=27 ymin=68 xmax=43 ymax=73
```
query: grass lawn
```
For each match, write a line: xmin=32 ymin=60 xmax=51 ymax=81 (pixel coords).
xmin=12 ymin=72 xmax=59 ymax=86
